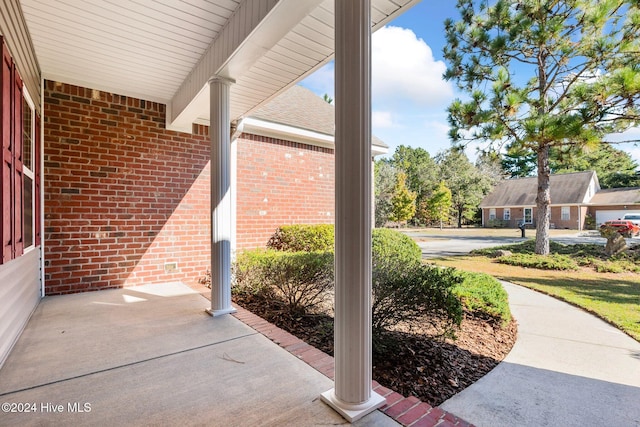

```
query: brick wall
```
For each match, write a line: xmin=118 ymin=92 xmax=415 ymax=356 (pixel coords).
xmin=235 ymin=134 xmax=335 ymax=249
xmin=44 ymin=81 xmax=337 ymax=295
xmin=44 ymin=81 xmax=211 ymax=295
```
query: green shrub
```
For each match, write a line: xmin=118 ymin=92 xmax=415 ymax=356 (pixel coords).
xmin=233 ymin=249 xmax=334 ymax=315
xmin=497 ymin=253 xmax=578 ymax=270
xmin=372 ymin=264 xmax=463 ymax=340
xmin=372 ymin=228 xmax=422 ymax=270
xmin=267 ymin=224 xmax=334 ymax=252
xmin=249 ymin=227 xmax=465 ymax=347
xmin=471 ymin=239 xmax=568 ymax=256
xmin=370 ymin=228 xmax=461 ymax=346
xmin=452 ymin=271 xmax=511 ymax=325
xmin=593 ymin=260 xmax=624 ymax=273
xmin=592 ymin=259 xmax=640 ymax=273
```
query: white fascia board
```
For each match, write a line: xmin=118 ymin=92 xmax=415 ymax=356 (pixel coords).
xmin=241 ymin=117 xmax=387 ymax=155
xmin=241 ymin=117 xmax=334 ymax=149
xmin=372 ymin=144 xmax=388 ymax=157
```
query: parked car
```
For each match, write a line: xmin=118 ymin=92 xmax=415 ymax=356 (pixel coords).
xmin=621 ymin=213 xmax=640 ymax=226
xmin=600 ymin=220 xmax=640 ymax=238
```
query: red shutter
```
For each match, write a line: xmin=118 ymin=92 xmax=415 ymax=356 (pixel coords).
xmin=12 ymin=65 xmax=23 ymax=257
xmin=1 ymin=39 xmax=11 ymax=263
xmin=35 ymin=113 xmax=41 ymax=246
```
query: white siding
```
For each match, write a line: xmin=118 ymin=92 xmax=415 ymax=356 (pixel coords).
xmin=0 ymin=0 xmax=41 ymax=113
xmin=0 ymin=249 xmax=41 ymax=368
xmin=0 ymin=0 xmax=42 ymax=369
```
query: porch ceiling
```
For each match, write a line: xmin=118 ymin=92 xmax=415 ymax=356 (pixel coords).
xmin=20 ymin=0 xmax=419 ymax=130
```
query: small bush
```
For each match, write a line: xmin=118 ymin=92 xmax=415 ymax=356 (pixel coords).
xmin=497 ymin=253 xmax=578 ymax=270
xmin=471 ymin=240 xmax=568 ymax=256
xmin=372 ymin=228 xmax=422 ymax=270
xmin=371 ymin=228 xmax=461 ymax=345
xmin=592 ymin=260 xmax=624 ymax=273
xmin=452 ymin=271 xmax=511 ymax=325
xmin=372 ymin=263 xmax=463 ymax=339
xmin=233 ymin=249 xmax=334 ymax=316
xmin=267 ymin=224 xmax=334 ymax=252
xmin=592 ymin=259 xmax=640 ymax=273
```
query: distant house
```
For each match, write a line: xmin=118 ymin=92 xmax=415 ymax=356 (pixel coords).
xmin=479 ymin=171 xmax=640 ymax=230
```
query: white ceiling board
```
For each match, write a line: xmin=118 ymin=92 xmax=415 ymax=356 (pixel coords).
xmin=20 ymin=0 xmax=420 ymax=128
xmin=21 ymin=0 xmax=240 ymax=102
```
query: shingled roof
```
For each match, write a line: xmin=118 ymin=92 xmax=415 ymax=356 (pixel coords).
xmin=480 ymin=171 xmax=598 ymax=208
xmin=589 ymin=187 xmax=640 ymax=205
xmin=249 ymin=85 xmax=387 ymax=150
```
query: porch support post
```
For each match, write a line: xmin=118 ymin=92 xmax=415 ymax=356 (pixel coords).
xmin=207 ymin=76 xmax=237 ymax=317
xmin=320 ymin=0 xmax=384 ymax=422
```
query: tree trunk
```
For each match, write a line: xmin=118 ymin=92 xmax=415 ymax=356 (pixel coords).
xmin=535 ymin=144 xmax=551 ymax=255
xmin=457 ymin=206 xmax=463 ymax=228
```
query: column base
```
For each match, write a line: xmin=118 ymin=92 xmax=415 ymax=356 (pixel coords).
xmin=320 ymin=388 xmax=386 ymax=423
xmin=206 ymin=306 xmax=237 ymax=317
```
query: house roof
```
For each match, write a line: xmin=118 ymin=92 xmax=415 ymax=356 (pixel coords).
xmin=248 ymin=85 xmax=388 ymax=149
xmin=251 ymin=85 xmax=334 ymax=135
xmin=589 ymin=187 xmax=640 ymax=205
xmin=480 ymin=171 xmax=597 ymax=208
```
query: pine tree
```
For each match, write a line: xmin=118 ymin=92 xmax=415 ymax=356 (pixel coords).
xmin=444 ymin=0 xmax=640 ymax=254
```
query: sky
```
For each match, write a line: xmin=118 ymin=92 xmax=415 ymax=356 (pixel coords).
xmin=298 ymin=2 xmax=640 ymax=164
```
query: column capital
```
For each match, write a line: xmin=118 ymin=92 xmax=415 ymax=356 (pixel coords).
xmin=208 ymin=76 xmax=236 ymax=86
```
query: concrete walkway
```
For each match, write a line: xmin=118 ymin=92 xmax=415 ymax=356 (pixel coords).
xmin=440 ymin=282 xmax=640 ymax=427
xmin=0 ymin=282 xmax=397 ymax=426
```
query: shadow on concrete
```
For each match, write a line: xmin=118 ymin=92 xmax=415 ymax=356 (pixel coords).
xmin=441 ymin=361 xmax=640 ymax=427
xmin=0 ymin=282 xmax=396 ymax=426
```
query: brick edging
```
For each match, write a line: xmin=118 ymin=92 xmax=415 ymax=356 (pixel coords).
xmin=232 ymin=306 xmax=474 ymax=427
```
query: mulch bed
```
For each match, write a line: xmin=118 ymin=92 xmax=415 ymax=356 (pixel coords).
xmin=233 ymin=293 xmax=517 ymax=406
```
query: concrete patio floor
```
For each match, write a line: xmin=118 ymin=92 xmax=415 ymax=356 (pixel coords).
xmin=0 ymin=282 xmax=398 ymax=426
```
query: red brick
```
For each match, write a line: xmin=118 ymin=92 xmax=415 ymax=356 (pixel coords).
xmin=410 ymin=412 xmax=443 ymax=427
xmin=381 ymin=392 xmax=404 ymax=409
xmin=44 ymin=81 xmax=337 ymax=295
xmin=384 ymin=396 xmax=420 ymax=418
xmin=374 ymin=385 xmax=394 ymax=397
xmin=396 ymin=402 xmax=432 ymax=425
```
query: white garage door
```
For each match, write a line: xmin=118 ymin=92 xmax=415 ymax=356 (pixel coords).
xmin=596 ymin=210 xmax=630 ymax=226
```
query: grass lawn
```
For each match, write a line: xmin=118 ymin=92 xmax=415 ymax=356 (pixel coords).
xmin=401 ymin=226 xmax=583 ymax=238
xmin=431 ymin=254 xmax=640 ymax=342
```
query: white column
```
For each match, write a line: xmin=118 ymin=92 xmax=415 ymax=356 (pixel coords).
xmin=207 ymin=76 xmax=237 ymax=317
xmin=320 ymin=0 xmax=384 ymax=422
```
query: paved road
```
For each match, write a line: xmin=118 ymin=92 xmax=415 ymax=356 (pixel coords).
xmin=440 ymin=282 xmax=640 ymax=427
xmin=404 ymin=231 xmax=638 ymax=259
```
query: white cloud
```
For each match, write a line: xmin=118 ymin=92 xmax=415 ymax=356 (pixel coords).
xmin=373 ymin=111 xmax=395 ymax=128
xmin=372 ymin=26 xmax=453 ymax=107
xmin=606 ymin=126 xmax=640 ymax=143
xmin=605 ymin=127 xmax=640 ymax=163
xmin=626 ymin=146 xmax=640 ymax=164
xmin=423 ymin=120 xmax=449 ymax=139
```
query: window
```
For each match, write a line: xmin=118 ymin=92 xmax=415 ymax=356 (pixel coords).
xmin=22 ymin=91 xmax=34 ymax=249
xmin=489 ymin=208 xmax=496 ymax=220
xmin=524 ymin=208 xmax=533 ymax=224
xmin=503 ymin=208 xmax=511 ymax=221
xmin=561 ymin=206 xmax=570 ymax=221
xmin=0 ymin=37 xmax=39 ymax=264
